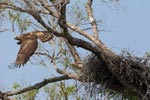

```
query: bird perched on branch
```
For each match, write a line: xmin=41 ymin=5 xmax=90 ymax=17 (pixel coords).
xmin=14 ymin=31 xmax=53 ymax=68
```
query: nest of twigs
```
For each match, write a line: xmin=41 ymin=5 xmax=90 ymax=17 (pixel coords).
xmin=81 ymin=51 xmax=150 ymax=99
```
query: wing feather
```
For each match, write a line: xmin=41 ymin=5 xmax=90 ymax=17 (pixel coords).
xmin=15 ymin=37 xmax=37 ymax=68
xmin=31 ymin=31 xmax=53 ymax=42
xmin=13 ymin=31 xmax=53 ymax=68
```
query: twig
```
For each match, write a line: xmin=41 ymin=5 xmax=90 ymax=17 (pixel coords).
xmin=1 ymin=1 xmax=103 ymax=50
xmin=86 ymin=0 xmax=99 ymax=39
xmin=34 ymin=52 xmax=53 ymax=59
xmin=66 ymin=22 xmax=94 ymax=41
xmin=4 ymin=76 xmax=71 ymax=97
xmin=35 ymin=51 xmax=80 ymax=79
xmin=64 ymin=39 xmax=83 ymax=69
xmin=52 ymin=60 xmax=80 ymax=80
xmin=39 ymin=0 xmax=58 ymax=17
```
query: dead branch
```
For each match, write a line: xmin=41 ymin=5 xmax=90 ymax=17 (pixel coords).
xmin=86 ymin=0 xmax=99 ymax=39
xmin=64 ymin=39 xmax=83 ymax=69
xmin=3 ymin=76 xmax=71 ymax=98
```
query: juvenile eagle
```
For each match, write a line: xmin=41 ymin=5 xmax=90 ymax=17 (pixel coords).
xmin=14 ymin=31 xmax=53 ymax=68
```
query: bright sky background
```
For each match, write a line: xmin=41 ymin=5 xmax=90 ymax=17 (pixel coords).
xmin=0 ymin=0 xmax=150 ymax=98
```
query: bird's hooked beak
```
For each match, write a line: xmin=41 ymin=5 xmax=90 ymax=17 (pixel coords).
xmin=14 ymin=36 xmax=22 ymax=45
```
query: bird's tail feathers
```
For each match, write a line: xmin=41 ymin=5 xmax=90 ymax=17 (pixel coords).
xmin=13 ymin=54 xmax=29 ymax=68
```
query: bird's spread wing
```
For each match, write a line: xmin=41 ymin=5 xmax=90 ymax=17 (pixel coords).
xmin=13 ymin=31 xmax=53 ymax=68
xmin=14 ymin=38 xmax=38 ymax=68
xmin=31 ymin=31 xmax=53 ymax=42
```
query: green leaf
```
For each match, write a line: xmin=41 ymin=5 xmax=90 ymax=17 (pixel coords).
xmin=12 ymin=83 xmax=20 ymax=90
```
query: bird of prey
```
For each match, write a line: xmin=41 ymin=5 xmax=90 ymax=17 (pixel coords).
xmin=14 ymin=31 xmax=53 ymax=68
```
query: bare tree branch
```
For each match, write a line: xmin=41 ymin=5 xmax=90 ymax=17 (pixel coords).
xmin=64 ymin=39 xmax=83 ymax=69
xmin=35 ymin=51 xmax=80 ymax=79
xmin=39 ymin=0 xmax=58 ymax=17
xmin=0 ymin=2 xmax=27 ymax=13
xmin=34 ymin=52 xmax=53 ymax=59
xmin=86 ymin=0 xmax=99 ymax=39
xmin=51 ymin=57 xmax=80 ymax=80
xmin=0 ymin=1 xmax=104 ymax=50
xmin=4 ymin=76 xmax=72 ymax=97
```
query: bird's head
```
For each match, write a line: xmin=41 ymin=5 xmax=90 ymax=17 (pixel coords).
xmin=14 ymin=36 xmax=22 ymax=45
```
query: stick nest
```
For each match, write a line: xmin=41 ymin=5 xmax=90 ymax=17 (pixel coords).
xmin=81 ymin=51 xmax=150 ymax=98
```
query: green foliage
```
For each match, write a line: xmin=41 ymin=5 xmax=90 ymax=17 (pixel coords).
xmin=0 ymin=0 xmax=5 ymax=2
xmin=43 ymin=82 xmax=83 ymax=100
xmin=43 ymin=84 xmax=58 ymax=100
xmin=122 ymin=89 xmax=138 ymax=100
xmin=8 ymin=11 xmax=20 ymax=21
xmin=68 ymin=0 xmax=88 ymax=25
xmin=22 ymin=89 xmax=39 ymax=100
xmin=73 ymin=6 xmax=88 ymax=22
xmin=12 ymin=82 xmax=39 ymax=100
xmin=8 ymin=11 xmax=31 ymax=32
xmin=102 ymin=89 xmax=138 ymax=100
xmin=12 ymin=83 xmax=21 ymax=90
xmin=66 ymin=86 xmax=75 ymax=96
xmin=74 ymin=8 xmax=83 ymax=19
xmin=145 ymin=52 xmax=150 ymax=57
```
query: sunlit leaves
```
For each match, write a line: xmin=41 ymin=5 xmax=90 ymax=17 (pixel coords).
xmin=67 ymin=0 xmax=88 ymax=26
xmin=12 ymin=82 xmax=39 ymax=100
xmin=43 ymin=82 xmax=82 ymax=100
xmin=8 ymin=11 xmax=20 ymax=21
xmin=12 ymin=82 xmax=21 ymax=90
xmin=8 ymin=11 xmax=31 ymax=32
xmin=145 ymin=52 xmax=150 ymax=57
xmin=66 ymin=85 xmax=76 ymax=96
